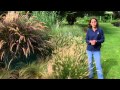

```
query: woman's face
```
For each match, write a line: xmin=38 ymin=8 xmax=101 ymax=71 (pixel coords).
xmin=90 ymin=19 xmax=97 ymax=28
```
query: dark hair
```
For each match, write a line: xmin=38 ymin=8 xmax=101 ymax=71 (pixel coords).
xmin=88 ymin=18 xmax=99 ymax=28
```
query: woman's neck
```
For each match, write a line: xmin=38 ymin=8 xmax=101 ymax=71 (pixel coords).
xmin=92 ymin=27 xmax=97 ymax=32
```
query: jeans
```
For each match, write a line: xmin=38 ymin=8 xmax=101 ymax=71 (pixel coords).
xmin=86 ymin=50 xmax=104 ymax=79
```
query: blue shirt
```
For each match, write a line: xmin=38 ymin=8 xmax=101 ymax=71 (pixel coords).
xmin=85 ymin=28 xmax=105 ymax=51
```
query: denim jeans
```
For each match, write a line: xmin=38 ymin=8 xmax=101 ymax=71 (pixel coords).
xmin=86 ymin=50 xmax=104 ymax=79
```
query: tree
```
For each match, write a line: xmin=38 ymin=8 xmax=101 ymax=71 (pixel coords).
xmin=113 ymin=11 xmax=120 ymax=19
xmin=66 ymin=12 xmax=77 ymax=25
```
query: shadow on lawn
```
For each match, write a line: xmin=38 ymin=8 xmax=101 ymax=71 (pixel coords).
xmin=102 ymin=59 xmax=118 ymax=79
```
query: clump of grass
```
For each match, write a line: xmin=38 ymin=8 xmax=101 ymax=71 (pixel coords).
xmin=51 ymin=39 xmax=88 ymax=79
xmin=18 ymin=60 xmax=48 ymax=79
xmin=50 ymin=25 xmax=85 ymax=48
xmin=50 ymin=25 xmax=89 ymax=78
xmin=0 ymin=69 xmax=19 ymax=79
xmin=0 ymin=11 xmax=53 ymax=70
xmin=46 ymin=25 xmax=89 ymax=79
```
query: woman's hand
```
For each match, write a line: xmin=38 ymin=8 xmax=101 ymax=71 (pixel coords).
xmin=89 ymin=40 xmax=97 ymax=45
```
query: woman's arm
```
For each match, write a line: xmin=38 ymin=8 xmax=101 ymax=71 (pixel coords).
xmin=85 ymin=30 xmax=91 ymax=45
xmin=96 ymin=29 xmax=105 ymax=43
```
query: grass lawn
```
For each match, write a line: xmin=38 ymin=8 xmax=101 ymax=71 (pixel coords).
xmin=100 ymin=23 xmax=120 ymax=79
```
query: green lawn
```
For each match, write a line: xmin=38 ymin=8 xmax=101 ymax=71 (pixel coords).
xmin=100 ymin=23 xmax=120 ymax=79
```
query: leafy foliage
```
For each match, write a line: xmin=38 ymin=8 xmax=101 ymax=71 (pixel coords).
xmin=32 ymin=11 xmax=58 ymax=28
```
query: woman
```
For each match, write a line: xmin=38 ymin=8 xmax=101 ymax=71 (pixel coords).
xmin=85 ymin=18 xmax=105 ymax=79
